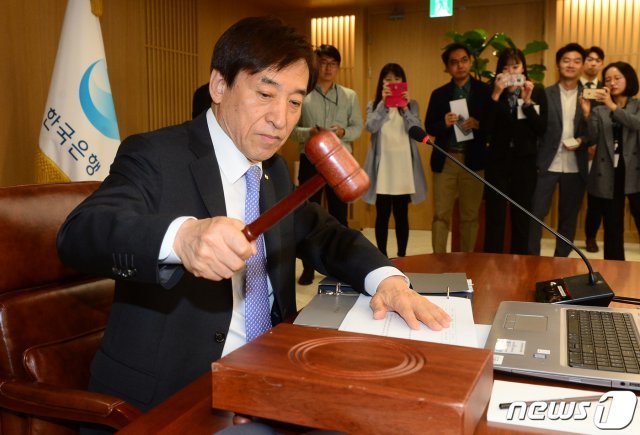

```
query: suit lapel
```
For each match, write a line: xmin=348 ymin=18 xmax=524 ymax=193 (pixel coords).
xmin=187 ymin=115 xmax=227 ymax=218
xmin=573 ymin=83 xmax=584 ymax=137
xmin=549 ymin=85 xmax=562 ymax=128
xmin=602 ymin=113 xmax=615 ymax=162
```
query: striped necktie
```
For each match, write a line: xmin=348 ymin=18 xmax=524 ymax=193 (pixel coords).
xmin=243 ymin=165 xmax=272 ymax=342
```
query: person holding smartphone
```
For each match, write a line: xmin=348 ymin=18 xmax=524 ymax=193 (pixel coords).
xmin=484 ymin=48 xmax=547 ymax=254
xmin=579 ymin=61 xmax=640 ymax=260
xmin=362 ymin=63 xmax=427 ymax=257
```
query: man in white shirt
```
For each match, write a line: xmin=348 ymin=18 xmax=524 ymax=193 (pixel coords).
xmin=528 ymin=43 xmax=590 ymax=256
xmin=292 ymin=44 xmax=363 ymax=285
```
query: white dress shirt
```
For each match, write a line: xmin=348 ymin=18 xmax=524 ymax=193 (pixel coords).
xmin=548 ymin=86 xmax=579 ymax=173
xmin=159 ymin=109 xmax=405 ymax=356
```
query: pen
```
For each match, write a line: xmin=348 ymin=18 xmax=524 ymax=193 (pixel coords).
xmin=447 ymin=286 xmax=450 ymax=299
xmin=498 ymin=395 xmax=603 ymax=410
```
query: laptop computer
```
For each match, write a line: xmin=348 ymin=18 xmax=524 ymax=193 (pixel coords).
xmin=485 ymin=301 xmax=640 ymax=390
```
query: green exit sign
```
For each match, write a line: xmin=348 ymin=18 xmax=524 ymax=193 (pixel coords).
xmin=430 ymin=0 xmax=453 ymax=18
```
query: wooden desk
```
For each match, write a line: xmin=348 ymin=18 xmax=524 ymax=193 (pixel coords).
xmin=118 ymin=253 xmax=640 ymax=434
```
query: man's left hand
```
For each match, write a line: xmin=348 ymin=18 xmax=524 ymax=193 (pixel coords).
xmin=461 ymin=116 xmax=480 ymax=131
xmin=330 ymin=125 xmax=345 ymax=138
xmin=370 ymin=276 xmax=452 ymax=331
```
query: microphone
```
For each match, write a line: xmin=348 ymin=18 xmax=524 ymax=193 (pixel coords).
xmin=408 ymin=126 xmax=614 ymax=307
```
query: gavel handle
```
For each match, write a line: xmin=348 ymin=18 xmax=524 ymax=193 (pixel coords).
xmin=241 ymin=174 xmax=326 ymax=241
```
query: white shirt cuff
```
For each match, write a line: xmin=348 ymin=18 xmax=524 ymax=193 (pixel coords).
xmin=159 ymin=216 xmax=195 ymax=264
xmin=363 ymin=266 xmax=409 ymax=296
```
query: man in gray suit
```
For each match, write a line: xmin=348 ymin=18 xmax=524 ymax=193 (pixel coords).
xmin=528 ymin=43 xmax=590 ymax=256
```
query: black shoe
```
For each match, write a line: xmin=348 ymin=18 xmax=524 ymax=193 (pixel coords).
xmin=297 ymin=268 xmax=315 ymax=285
xmin=586 ymin=237 xmax=599 ymax=253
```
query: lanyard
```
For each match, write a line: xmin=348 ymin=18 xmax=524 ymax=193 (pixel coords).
xmin=315 ymin=87 xmax=338 ymax=106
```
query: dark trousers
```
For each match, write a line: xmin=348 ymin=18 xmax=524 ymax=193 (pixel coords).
xmin=600 ymin=164 xmax=626 ymax=260
xmin=598 ymin=163 xmax=640 ymax=260
xmin=528 ymin=171 xmax=585 ymax=257
xmin=584 ymin=193 xmax=603 ymax=239
xmin=374 ymin=194 xmax=410 ymax=257
xmin=484 ymin=156 xmax=537 ymax=254
xmin=298 ymin=153 xmax=348 ymax=272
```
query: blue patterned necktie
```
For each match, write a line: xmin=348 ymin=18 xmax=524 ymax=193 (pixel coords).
xmin=244 ymin=165 xmax=272 ymax=342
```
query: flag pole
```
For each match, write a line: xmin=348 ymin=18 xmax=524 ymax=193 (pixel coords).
xmin=37 ymin=0 xmax=119 ymax=183
xmin=90 ymin=0 xmax=103 ymax=17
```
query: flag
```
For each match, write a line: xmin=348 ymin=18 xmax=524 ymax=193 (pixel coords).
xmin=37 ymin=0 xmax=119 ymax=182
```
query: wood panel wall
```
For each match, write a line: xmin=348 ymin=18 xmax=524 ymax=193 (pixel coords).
xmin=0 ymin=0 xmax=268 ymax=187
xmin=145 ymin=0 xmax=198 ymax=130
xmin=362 ymin=1 xmax=546 ymax=231
xmin=2 ymin=0 xmax=639 ymax=241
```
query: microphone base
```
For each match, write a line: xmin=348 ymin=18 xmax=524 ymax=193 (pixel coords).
xmin=535 ymin=272 xmax=614 ymax=307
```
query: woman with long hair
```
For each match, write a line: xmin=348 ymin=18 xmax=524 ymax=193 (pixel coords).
xmin=580 ymin=61 xmax=640 ymax=260
xmin=484 ymin=48 xmax=547 ymax=254
xmin=362 ymin=63 xmax=427 ymax=257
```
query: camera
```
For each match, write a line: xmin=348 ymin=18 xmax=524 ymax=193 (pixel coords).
xmin=506 ymin=74 xmax=525 ymax=87
xmin=582 ymin=88 xmax=599 ymax=100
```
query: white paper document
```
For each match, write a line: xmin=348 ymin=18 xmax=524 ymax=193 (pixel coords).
xmin=338 ymin=295 xmax=478 ymax=348
xmin=449 ymin=98 xmax=474 ymax=142
xmin=475 ymin=323 xmax=492 ymax=348
xmin=488 ymin=380 xmax=640 ymax=434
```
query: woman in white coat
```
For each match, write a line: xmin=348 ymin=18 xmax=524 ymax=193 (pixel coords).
xmin=362 ymin=63 xmax=427 ymax=257
xmin=580 ymin=61 xmax=640 ymax=260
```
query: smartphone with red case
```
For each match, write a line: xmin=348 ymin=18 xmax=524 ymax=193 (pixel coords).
xmin=385 ymin=82 xmax=408 ymax=107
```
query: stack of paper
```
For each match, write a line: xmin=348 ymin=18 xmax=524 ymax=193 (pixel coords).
xmin=338 ymin=295 xmax=480 ymax=348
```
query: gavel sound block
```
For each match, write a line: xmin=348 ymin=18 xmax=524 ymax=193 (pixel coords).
xmin=211 ymin=323 xmax=493 ymax=434
xmin=242 ymin=130 xmax=370 ymax=241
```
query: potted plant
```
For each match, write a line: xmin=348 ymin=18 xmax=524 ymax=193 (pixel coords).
xmin=444 ymin=29 xmax=548 ymax=83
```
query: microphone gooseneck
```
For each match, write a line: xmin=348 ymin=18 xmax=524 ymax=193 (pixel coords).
xmin=408 ymin=126 xmax=615 ymax=305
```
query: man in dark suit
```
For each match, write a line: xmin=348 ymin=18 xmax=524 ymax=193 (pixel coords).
xmin=425 ymin=43 xmax=491 ymax=253
xmin=57 ymin=16 xmax=450 ymax=423
xmin=528 ymin=43 xmax=590 ymax=257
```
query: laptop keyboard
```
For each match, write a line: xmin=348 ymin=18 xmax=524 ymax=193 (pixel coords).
xmin=567 ymin=309 xmax=640 ymax=373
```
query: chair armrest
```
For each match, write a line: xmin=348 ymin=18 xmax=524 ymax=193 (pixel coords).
xmin=0 ymin=378 xmax=141 ymax=430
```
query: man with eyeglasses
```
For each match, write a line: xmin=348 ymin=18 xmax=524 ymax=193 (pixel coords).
xmin=292 ymin=44 xmax=363 ymax=285
xmin=528 ymin=42 xmax=591 ymax=257
xmin=581 ymin=46 xmax=605 ymax=253
xmin=424 ymin=43 xmax=491 ymax=253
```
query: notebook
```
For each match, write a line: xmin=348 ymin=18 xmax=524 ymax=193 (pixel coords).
xmin=317 ymin=273 xmax=473 ymax=299
xmin=485 ymin=301 xmax=640 ymax=390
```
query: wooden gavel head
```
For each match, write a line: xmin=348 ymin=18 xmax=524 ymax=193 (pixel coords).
xmin=304 ymin=130 xmax=370 ymax=203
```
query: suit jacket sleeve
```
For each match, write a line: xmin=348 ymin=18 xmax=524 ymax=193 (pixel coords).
xmin=57 ymin=133 xmax=182 ymax=286
xmin=342 ymin=88 xmax=364 ymax=143
xmin=425 ymin=87 xmax=449 ymax=140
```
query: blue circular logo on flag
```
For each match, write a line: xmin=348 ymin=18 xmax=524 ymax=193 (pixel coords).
xmin=79 ymin=59 xmax=119 ymax=140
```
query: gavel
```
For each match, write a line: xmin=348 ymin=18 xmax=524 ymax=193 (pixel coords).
xmin=241 ymin=129 xmax=370 ymax=241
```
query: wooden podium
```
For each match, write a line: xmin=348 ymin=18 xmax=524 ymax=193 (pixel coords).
xmin=212 ymin=323 xmax=493 ymax=434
